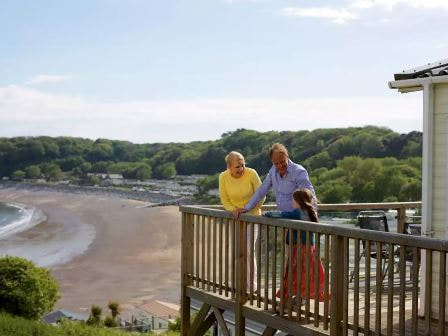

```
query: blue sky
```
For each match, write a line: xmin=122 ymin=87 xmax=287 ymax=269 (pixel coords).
xmin=1 ymin=0 xmax=447 ymax=143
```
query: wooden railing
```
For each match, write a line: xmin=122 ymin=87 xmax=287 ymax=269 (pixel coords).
xmin=180 ymin=202 xmax=448 ymax=336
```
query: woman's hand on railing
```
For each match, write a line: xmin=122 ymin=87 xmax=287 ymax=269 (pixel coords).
xmin=233 ymin=208 xmax=247 ymax=219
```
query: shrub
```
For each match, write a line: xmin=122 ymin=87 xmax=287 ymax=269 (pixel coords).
xmin=0 ymin=312 xmax=138 ymax=336
xmin=86 ymin=305 xmax=103 ymax=326
xmin=104 ymin=315 xmax=117 ymax=328
xmin=0 ymin=256 xmax=59 ymax=320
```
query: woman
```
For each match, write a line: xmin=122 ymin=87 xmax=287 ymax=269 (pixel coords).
xmin=219 ymin=151 xmax=265 ymax=291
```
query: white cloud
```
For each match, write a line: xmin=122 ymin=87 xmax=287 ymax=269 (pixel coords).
xmin=280 ymin=0 xmax=448 ymax=24
xmin=351 ymin=0 xmax=448 ymax=11
xmin=25 ymin=74 xmax=71 ymax=85
xmin=223 ymin=0 xmax=264 ymax=3
xmin=280 ymin=7 xmax=358 ymax=24
xmin=0 ymin=85 xmax=422 ymax=143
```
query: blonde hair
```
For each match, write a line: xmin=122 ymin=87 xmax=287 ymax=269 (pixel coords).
xmin=225 ymin=151 xmax=245 ymax=167
xmin=269 ymin=143 xmax=289 ymax=159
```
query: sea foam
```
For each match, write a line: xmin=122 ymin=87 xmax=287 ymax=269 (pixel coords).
xmin=0 ymin=202 xmax=47 ymax=239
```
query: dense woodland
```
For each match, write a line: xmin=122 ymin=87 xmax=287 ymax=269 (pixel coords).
xmin=0 ymin=126 xmax=422 ymax=203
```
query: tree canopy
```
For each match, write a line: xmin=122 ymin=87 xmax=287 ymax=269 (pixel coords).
xmin=0 ymin=127 xmax=423 ymax=203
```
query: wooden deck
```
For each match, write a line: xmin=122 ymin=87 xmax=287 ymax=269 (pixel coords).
xmin=180 ymin=202 xmax=448 ymax=336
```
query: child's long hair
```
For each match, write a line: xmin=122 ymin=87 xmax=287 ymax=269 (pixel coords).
xmin=293 ymin=188 xmax=318 ymax=223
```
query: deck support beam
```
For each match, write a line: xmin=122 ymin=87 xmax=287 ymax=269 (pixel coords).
xmin=235 ymin=220 xmax=248 ymax=336
xmin=188 ymin=303 xmax=212 ymax=336
xmin=181 ymin=213 xmax=195 ymax=336
xmin=330 ymin=235 xmax=344 ymax=336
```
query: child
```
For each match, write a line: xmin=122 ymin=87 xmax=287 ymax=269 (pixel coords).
xmin=264 ymin=188 xmax=325 ymax=302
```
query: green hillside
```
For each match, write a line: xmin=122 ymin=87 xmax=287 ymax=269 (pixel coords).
xmin=0 ymin=126 xmax=422 ymax=203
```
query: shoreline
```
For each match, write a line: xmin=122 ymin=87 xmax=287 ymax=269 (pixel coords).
xmin=0 ymin=180 xmax=196 ymax=206
xmin=0 ymin=187 xmax=182 ymax=314
xmin=0 ymin=201 xmax=47 ymax=239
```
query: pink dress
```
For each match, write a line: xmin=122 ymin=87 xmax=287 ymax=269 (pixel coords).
xmin=277 ymin=244 xmax=325 ymax=301
xmin=274 ymin=211 xmax=326 ymax=301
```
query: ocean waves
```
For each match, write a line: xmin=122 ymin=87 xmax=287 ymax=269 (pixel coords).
xmin=0 ymin=202 xmax=47 ymax=239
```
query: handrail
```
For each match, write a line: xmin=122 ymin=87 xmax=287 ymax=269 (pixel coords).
xmin=179 ymin=205 xmax=447 ymax=251
xmin=192 ymin=201 xmax=422 ymax=211
xmin=188 ymin=201 xmax=422 ymax=235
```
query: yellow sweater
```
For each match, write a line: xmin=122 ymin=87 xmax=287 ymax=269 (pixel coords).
xmin=219 ymin=167 xmax=265 ymax=215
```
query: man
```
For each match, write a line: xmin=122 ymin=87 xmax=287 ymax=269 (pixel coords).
xmin=235 ymin=143 xmax=316 ymax=217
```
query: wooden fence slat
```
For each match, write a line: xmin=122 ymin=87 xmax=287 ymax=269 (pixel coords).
xmin=376 ymin=242 xmax=383 ymax=336
xmin=387 ymin=243 xmax=394 ymax=336
xmin=219 ymin=217 xmax=223 ymax=295
xmin=353 ymin=239 xmax=360 ymax=336
xmin=195 ymin=215 xmax=200 ymax=288
xmin=314 ymin=233 xmax=321 ymax=327
xmin=305 ymin=231 xmax=311 ymax=323
xmin=399 ymin=245 xmax=406 ymax=335
xmin=364 ymin=241 xmax=371 ymax=336
xmin=412 ymin=247 xmax=419 ymax=336
xmin=330 ymin=235 xmax=344 ymax=336
xmin=225 ymin=218 xmax=229 ymax=297
xmin=250 ymin=222 xmax=255 ymax=305
xmin=257 ymin=223 xmax=262 ymax=308
xmin=235 ymin=220 xmax=247 ymax=336
xmin=232 ymin=219 xmax=236 ymax=297
xmin=297 ymin=230 xmax=303 ymax=320
xmin=213 ymin=216 xmax=217 ymax=293
xmin=264 ymin=224 xmax=270 ymax=311
xmin=323 ymin=233 xmax=329 ymax=330
xmin=288 ymin=228 xmax=293 ymax=319
xmin=207 ymin=216 xmax=211 ymax=291
xmin=343 ymin=237 xmax=349 ymax=336
xmin=425 ymin=250 xmax=433 ymax=335
xmin=201 ymin=215 xmax=205 ymax=289
xmin=272 ymin=226 xmax=277 ymax=314
xmin=280 ymin=227 xmax=285 ymax=316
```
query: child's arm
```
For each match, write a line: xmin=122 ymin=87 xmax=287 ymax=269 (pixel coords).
xmin=263 ymin=209 xmax=301 ymax=220
xmin=263 ymin=211 xmax=283 ymax=218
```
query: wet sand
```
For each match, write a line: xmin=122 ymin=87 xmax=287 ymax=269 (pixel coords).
xmin=0 ymin=189 xmax=181 ymax=314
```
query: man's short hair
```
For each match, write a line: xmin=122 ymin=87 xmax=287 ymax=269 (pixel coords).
xmin=269 ymin=143 xmax=289 ymax=159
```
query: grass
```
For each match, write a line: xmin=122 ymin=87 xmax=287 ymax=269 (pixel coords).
xmin=0 ymin=313 xmax=180 ymax=336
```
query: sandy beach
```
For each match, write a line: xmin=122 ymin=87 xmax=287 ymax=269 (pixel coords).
xmin=0 ymin=188 xmax=182 ymax=315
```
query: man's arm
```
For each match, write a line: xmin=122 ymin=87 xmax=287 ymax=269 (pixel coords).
xmin=251 ymin=170 xmax=266 ymax=213
xmin=295 ymin=168 xmax=314 ymax=191
xmin=295 ymin=168 xmax=318 ymax=208
xmin=244 ymin=171 xmax=272 ymax=211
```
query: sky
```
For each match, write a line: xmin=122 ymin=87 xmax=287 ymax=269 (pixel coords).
xmin=1 ymin=0 xmax=447 ymax=143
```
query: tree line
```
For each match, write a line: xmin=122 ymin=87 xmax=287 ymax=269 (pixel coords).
xmin=0 ymin=126 xmax=422 ymax=203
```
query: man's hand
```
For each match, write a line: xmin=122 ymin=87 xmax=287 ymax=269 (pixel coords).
xmin=233 ymin=208 xmax=247 ymax=219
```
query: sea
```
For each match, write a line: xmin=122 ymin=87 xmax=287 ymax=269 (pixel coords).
xmin=0 ymin=201 xmax=96 ymax=267
xmin=0 ymin=201 xmax=46 ymax=239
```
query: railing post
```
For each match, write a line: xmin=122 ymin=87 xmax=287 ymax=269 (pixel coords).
xmin=181 ymin=212 xmax=194 ymax=336
xmin=235 ymin=220 xmax=247 ymax=336
xmin=330 ymin=235 xmax=344 ymax=336
xmin=396 ymin=207 xmax=406 ymax=234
